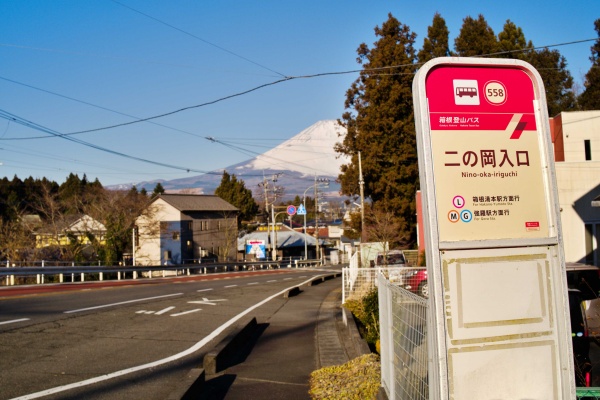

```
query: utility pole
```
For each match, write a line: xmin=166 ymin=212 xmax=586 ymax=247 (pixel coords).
xmin=314 ymin=174 xmax=319 ymax=260
xmin=258 ymin=173 xmax=282 ymax=261
xmin=358 ymin=151 xmax=365 ymax=243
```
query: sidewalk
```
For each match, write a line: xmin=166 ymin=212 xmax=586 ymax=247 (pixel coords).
xmin=196 ymin=276 xmax=369 ymax=400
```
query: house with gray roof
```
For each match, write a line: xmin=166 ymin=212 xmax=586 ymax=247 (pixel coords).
xmin=134 ymin=194 xmax=238 ymax=265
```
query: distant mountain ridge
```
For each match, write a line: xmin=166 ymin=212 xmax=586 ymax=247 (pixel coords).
xmin=112 ymin=120 xmax=349 ymax=199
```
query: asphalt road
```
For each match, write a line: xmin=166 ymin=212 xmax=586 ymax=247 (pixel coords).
xmin=0 ymin=267 xmax=339 ymax=400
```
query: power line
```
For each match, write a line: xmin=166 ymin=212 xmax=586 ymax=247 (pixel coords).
xmin=60 ymin=38 xmax=600 ymax=136
xmin=0 ymin=76 xmax=208 ymax=141
xmin=110 ymin=0 xmax=288 ymax=78
xmin=0 ymin=109 xmax=221 ymax=175
xmin=0 ymin=36 xmax=595 ymax=180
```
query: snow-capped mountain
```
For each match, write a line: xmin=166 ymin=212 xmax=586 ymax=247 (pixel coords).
xmin=123 ymin=120 xmax=349 ymax=199
xmin=238 ymin=120 xmax=347 ymax=177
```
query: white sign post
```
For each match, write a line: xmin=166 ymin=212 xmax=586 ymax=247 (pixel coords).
xmin=413 ymin=58 xmax=574 ymax=399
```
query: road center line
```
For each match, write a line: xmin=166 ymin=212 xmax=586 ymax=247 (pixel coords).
xmin=14 ymin=275 xmax=327 ymax=400
xmin=63 ymin=293 xmax=183 ymax=314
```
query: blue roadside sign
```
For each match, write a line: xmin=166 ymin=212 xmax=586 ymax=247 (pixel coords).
xmin=297 ymin=204 xmax=307 ymax=215
xmin=287 ymin=205 xmax=297 ymax=215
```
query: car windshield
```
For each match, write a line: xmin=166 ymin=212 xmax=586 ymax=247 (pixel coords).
xmin=377 ymin=253 xmax=405 ymax=265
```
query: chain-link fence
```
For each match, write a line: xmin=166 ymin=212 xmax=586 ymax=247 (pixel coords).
xmin=342 ymin=265 xmax=405 ymax=303
xmin=378 ymin=272 xmax=428 ymax=400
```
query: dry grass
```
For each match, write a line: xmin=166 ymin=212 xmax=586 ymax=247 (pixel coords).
xmin=309 ymin=353 xmax=381 ymax=400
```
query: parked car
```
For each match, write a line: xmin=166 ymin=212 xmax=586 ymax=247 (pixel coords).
xmin=569 ymin=288 xmax=593 ymax=387
xmin=374 ymin=250 xmax=407 ymax=283
xmin=400 ymin=267 xmax=428 ymax=298
xmin=375 ymin=250 xmax=407 ymax=267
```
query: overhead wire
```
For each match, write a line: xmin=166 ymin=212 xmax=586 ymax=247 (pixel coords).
xmin=53 ymin=38 xmax=599 ymax=138
xmin=0 ymin=108 xmax=221 ymax=175
xmin=109 ymin=0 xmax=288 ymax=79
xmin=0 ymin=35 xmax=595 ymax=180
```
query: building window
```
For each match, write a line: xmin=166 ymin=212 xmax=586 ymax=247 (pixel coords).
xmin=585 ymin=223 xmax=600 ymax=265
xmin=585 ymin=139 xmax=592 ymax=161
xmin=173 ymin=231 xmax=180 ymax=240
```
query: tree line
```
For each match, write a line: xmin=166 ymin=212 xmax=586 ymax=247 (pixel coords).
xmin=335 ymin=13 xmax=600 ymax=248
xmin=0 ymin=173 xmax=166 ymax=265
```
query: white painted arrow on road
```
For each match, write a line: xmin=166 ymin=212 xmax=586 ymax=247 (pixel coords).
xmin=188 ymin=297 xmax=227 ymax=306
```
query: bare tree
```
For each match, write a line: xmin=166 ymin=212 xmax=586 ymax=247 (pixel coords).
xmin=0 ymin=217 xmax=37 ymax=263
xmin=364 ymin=206 xmax=409 ymax=254
xmin=217 ymin=211 xmax=239 ymax=262
xmin=84 ymin=189 xmax=157 ymax=265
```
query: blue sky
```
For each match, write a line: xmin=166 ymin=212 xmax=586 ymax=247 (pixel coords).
xmin=1 ymin=0 xmax=598 ymax=187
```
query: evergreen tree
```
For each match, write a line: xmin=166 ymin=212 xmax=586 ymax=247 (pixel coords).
xmin=454 ymin=15 xmax=499 ymax=57
xmin=496 ymin=19 xmax=534 ymax=60
xmin=528 ymin=48 xmax=576 ymax=116
xmin=336 ymin=13 xmax=418 ymax=244
xmin=214 ymin=171 xmax=259 ymax=226
xmin=59 ymin=173 xmax=84 ymax=214
xmin=579 ymin=19 xmax=600 ymax=110
xmin=152 ymin=182 xmax=165 ymax=198
xmin=417 ymin=12 xmax=451 ymax=64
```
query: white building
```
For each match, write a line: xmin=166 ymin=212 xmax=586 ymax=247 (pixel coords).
xmin=552 ymin=111 xmax=600 ymax=265
xmin=134 ymin=194 xmax=238 ymax=266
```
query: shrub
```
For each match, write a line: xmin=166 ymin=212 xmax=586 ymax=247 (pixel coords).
xmin=344 ymin=288 xmax=379 ymax=349
xmin=309 ymin=353 xmax=381 ymax=400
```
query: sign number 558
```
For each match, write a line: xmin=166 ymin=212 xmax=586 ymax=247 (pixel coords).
xmin=484 ymin=81 xmax=507 ymax=105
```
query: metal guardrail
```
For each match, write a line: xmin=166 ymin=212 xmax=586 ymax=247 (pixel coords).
xmin=0 ymin=259 xmax=325 ymax=286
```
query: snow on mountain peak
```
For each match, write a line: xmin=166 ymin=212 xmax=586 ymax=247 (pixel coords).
xmin=238 ymin=120 xmax=348 ymax=177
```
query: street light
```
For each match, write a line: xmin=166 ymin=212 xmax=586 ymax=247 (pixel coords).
xmin=303 ymin=178 xmax=329 ymax=260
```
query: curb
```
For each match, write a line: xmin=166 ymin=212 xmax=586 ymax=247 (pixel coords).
xmin=308 ymin=273 xmax=336 ymax=286
xmin=166 ymin=368 xmax=206 ymax=400
xmin=341 ymin=305 xmax=372 ymax=357
xmin=203 ymin=317 xmax=259 ymax=375
xmin=284 ymin=286 xmax=301 ymax=298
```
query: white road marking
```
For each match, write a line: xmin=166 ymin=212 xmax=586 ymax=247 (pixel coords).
xmin=64 ymin=293 xmax=183 ymax=314
xmin=224 ymin=285 xmax=237 ymax=288
xmin=14 ymin=275 xmax=326 ymax=400
xmin=0 ymin=318 xmax=30 ymax=326
xmin=171 ymin=309 xmax=201 ymax=317
xmin=283 ymin=278 xmax=292 ymax=280
xmin=154 ymin=306 xmax=176 ymax=315
xmin=188 ymin=298 xmax=227 ymax=306
xmin=267 ymin=280 xmax=277 ymax=283
xmin=247 ymin=282 xmax=259 ymax=285
xmin=197 ymin=288 xmax=213 ymax=292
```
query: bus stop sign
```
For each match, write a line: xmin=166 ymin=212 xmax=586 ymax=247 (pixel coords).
xmin=413 ymin=58 xmax=573 ymax=400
